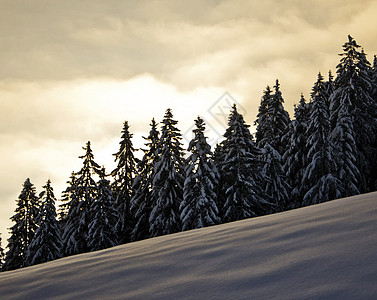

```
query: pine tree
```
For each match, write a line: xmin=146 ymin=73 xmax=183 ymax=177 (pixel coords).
xmin=149 ymin=109 xmax=185 ymax=237
xmin=283 ymin=94 xmax=310 ymax=208
xmin=87 ymin=168 xmax=119 ymax=251
xmin=302 ymin=73 xmax=342 ymax=205
xmin=3 ymin=179 xmax=39 ymax=271
xmin=330 ymin=35 xmax=376 ymax=193
xmin=25 ymin=180 xmax=62 ymax=266
xmin=262 ymin=143 xmax=290 ymax=212
xmin=130 ymin=119 xmax=159 ymax=241
xmin=180 ymin=117 xmax=220 ymax=231
xmin=62 ymin=141 xmax=101 ymax=256
xmin=111 ymin=121 xmax=137 ymax=244
xmin=221 ymin=105 xmax=269 ymax=222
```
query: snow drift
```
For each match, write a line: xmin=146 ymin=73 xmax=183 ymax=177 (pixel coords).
xmin=1 ymin=192 xmax=377 ymax=299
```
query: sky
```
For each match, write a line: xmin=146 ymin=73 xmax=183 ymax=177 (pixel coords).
xmin=1 ymin=0 xmax=377 ymax=243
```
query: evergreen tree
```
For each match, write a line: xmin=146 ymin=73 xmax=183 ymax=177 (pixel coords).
xmin=111 ymin=121 xmax=137 ymax=244
xmin=62 ymin=141 xmax=101 ymax=256
xmin=3 ymin=179 xmax=39 ymax=271
xmin=330 ymin=35 xmax=376 ymax=193
xmin=180 ymin=117 xmax=220 ymax=231
xmin=58 ymin=172 xmax=77 ymax=222
xmin=87 ymin=168 xmax=119 ymax=251
xmin=262 ymin=143 xmax=290 ymax=212
xmin=130 ymin=119 xmax=159 ymax=241
xmin=255 ymin=85 xmax=273 ymax=149
xmin=149 ymin=109 xmax=185 ymax=237
xmin=25 ymin=180 xmax=62 ymax=266
xmin=331 ymin=102 xmax=360 ymax=197
xmin=255 ymin=81 xmax=290 ymax=155
xmin=221 ymin=105 xmax=269 ymax=222
xmin=302 ymin=73 xmax=342 ymax=205
xmin=0 ymin=233 xmax=4 ymax=270
xmin=283 ymin=94 xmax=310 ymax=208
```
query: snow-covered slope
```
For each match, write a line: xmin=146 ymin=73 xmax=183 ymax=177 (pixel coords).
xmin=1 ymin=192 xmax=377 ymax=299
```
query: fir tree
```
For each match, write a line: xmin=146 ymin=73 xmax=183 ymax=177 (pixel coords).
xmin=87 ymin=168 xmax=119 ymax=251
xmin=149 ymin=109 xmax=185 ymax=237
xmin=130 ymin=119 xmax=159 ymax=241
xmin=25 ymin=180 xmax=62 ymax=266
xmin=180 ymin=117 xmax=220 ymax=231
xmin=221 ymin=105 xmax=269 ymax=222
xmin=3 ymin=179 xmax=39 ymax=271
xmin=330 ymin=35 xmax=376 ymax=193
xmin=111 ymin=121 xmax=137 ymax=244
xmin=62 ymin=141 xmax=101 ymax=256
xmin=302 ymin=73 xmax=342 ymax=205
xmin=283 ymin=94 xmax=310 ymax=208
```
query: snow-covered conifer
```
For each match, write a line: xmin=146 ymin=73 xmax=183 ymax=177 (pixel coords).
xmin=221 ymin=105 xmax=269 ymax=222
xmin=111 ymin=121 xmax=137 ymax=244
xmin=87 ymin=168 xmax=119 ymax=251
xmin=262 ymin=143 xmax=290 ymax=212
xmin=25 ymin=180 xmax=62 ymax=266
xmin=130 ymin=119 xmax=159 ymax=241
xmin=149 ymin=109 xmax=184 ymax=237
xmin=255 ymin=81 xmax=290 ymax=155
xmin=3 ymin=179 xmax=39 ymax=271
xmin=330 ymin=35 xmax=376 ymax=192
xmin=283 ymin=94 xmax=310 ymax=208
xmin=180 ymin=117 xmax=220 ymax=230
xmin=302 ymin=73 xmax=342 ymax=205
xmin=62 ymin=141 xmax=101 ymax=256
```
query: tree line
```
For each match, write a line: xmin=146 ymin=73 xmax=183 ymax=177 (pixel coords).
xmin=1 ymin=35 xmax=376 ymax=271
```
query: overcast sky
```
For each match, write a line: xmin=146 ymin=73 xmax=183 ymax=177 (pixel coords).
xmin=1 ymin=0 xmax=377 ymax=242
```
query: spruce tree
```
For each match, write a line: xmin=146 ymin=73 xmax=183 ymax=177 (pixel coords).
xmin=283 ymin=94 xmax=310 ymax=208
xmin=330 ymin=35 xmax=376 ymax=193
xmin=255 ymin=85 xmax=273 ymax=149
xmin=331 ymin=102 xmax=360 ymax=197
xmin=130 ymin=119 xmax=159 ymax=241
xmin=149 ymin=109 xmax=185 ymax=237
xmin=58 ymin=172 xmax=77 ymax=222
xmin=255 ymin=81 xmax=290 ymax=156
xmin=62 ymin=141 xmax=101 ymax=256
xmin=221 ymin=105 xmax=269 ymax=222
xmin=25 ymin=180 xmax=62 ymax=266
xmin=3 ymin=178 xmax=39 ymax=271
xmin=111 ymin=121 xmax=137 ymax=244
xmin=262 ymin=143 xmax=290 ymax=212
xmin=302 ymin=73 xmax=342 ymax=205
xmin=180 ymin=117 xmax=220 ymax=231
xmin=0 ymin=233 xmax=4 ymax=270
xmin=87 ymin=168 xmax=119 ymax=251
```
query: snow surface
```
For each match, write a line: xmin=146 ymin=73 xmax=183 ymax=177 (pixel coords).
xmin=1 ymin=192 xmax=377 ymax=299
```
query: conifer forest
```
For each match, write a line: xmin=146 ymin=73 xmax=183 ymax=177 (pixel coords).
xmin=1 ymin=35 xmax=377 ymax=271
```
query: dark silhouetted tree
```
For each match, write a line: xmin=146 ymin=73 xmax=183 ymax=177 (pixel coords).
xmin=149 ymin=109 xmax=184 ymax=237
xmin=25 ymin=180 xmax=62 ymax=266
xmin=180 ymin=117 xmax=220 ymax=230
xmin=111 ymin=121 xmax=137 ymax=244
xmin=130 ymin=119 xmax=159 ymax=241
xmin=3 ymin=179 xmax=39 ymax=271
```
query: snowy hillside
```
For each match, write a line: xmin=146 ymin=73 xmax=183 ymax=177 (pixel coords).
xmin=1 ymin=192 xmax=377 ymax=299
